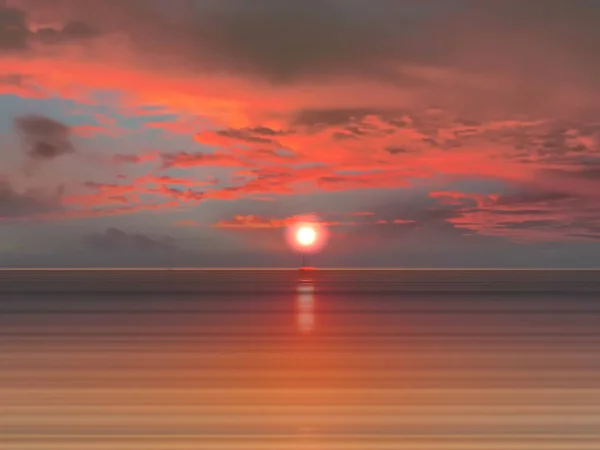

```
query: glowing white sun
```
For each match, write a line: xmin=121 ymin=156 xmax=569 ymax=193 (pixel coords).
xmin=296 ymin=226 xmax=317 ymax=247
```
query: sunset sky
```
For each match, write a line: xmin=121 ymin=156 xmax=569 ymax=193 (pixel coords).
xmin=2 ymin=0 xmax=600 ymax=267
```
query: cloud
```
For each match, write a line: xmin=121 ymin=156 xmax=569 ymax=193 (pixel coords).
xmin=14 ymin=0 xmax=600 ymax=115
xmin=4 ymin=0 xmax=600 ymax=253
xmin=0 ymin=72 xmax=28 ymax=86
xmin=212 ymin=213 xmax=353 ymax=229
xmin=213 ymin=214 xmax=292 ymax=229
xmin=213 ymin=127 xmax=283 ymax=145
xmin=0 ymin=72 xmax=41 ymax=97
xmin=7 ymin=0 xmax=600 ymax=119
xmin=429 ymin=191 xmax=498 ymax=208
xmin=14 ymin=114 xmax=75 ymax=160
xmin=35 ymin=20 xmax=99 ymax=44
xmin=161 ymin=151 xmax=244 ymax=169
xmin=67 ymin=181 xmax=140 ymax=208
xmin=60 ymin=172 xmax=219 ymax=215
xmin=83 ymin=227 xmax=177 ymax=253
xmin=292 ymin=108 xmax=402 ymax=128
xmin=0 ymin=7 xmax=28 ymax=50
xmin=326 ymin=193 xmax=459 ymax=251
xmin=211 ymin=212 xmax=408 ymax=230
xmin=15 ymin=0 xmax=442 ymax=83
xmin=0 ymin=5 xmax=101 ymax=50
xmin=0 ymin=179 xmax=63 ymax=219
xmin=112 ymin=153 xmax=157 ymax=165
xmin=430 ymin=188 xmax=600 ymax=243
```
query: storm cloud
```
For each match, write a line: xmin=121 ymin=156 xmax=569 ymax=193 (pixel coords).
xmin=14 ymin=115 xmax=75 ymax=160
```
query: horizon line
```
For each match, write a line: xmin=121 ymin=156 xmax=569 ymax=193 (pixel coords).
xmin=1 ymin=267 xmax=600 ymax=271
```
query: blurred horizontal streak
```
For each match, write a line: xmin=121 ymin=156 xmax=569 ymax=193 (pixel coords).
xmin=4 ymin=435 xmax=600 ymax=450
xmin=2 ymin=419 xmax=600 ymax=437
xmin=1 ymin=269 xmax=600 ymax=293
xmin=2 ymin=270 xmax=600 ymax=447
xmin=5 ymin=405 xmax=600 ymax=417
xmin=3 ymin=388 xmax=600 ymax=404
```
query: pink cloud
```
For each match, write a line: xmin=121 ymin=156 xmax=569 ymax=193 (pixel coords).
xmin=3 ymin=0 xmax=600 ymax=248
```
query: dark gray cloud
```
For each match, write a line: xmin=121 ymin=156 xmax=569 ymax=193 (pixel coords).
xmin=325 ymin=183 xmax=600 ymax=246
xmin=0 ymin=179 xmax=63 ymax=218
xmin=494 ymin=190 xmax=574 ymax=207
xmin=15 ymin=0 xmax=465 ymax=83
xmin=14 ymin=115 xmax=75 ymax=160
xmin=13 ymin=0 xmax=600 ymax=116
xmin=0 ymin=5 xmax=101 ymax=51
xmin=36 ymin=20 xmax=99 ymax=44
xmin=19 ymin=0 xmax=429 ymax=81
xmin=185 ymin=0 xmax=414 ymax=82
xmin=293 ymin=108 xmax=397 ymax=127
xmin=0 ymin=7 xmax=28 ymax=50
xmin=385 ymin=146 xmax=410 ymax=155
xmin=430 ymin=186 xmax=600 ymax=242
xmin=246 ymin=126 xmax=285 ymax=136
xmin=84 ymin=228 xmax=177 ymax=253
xmin=216 ymin=128 xmax=277 ymax=144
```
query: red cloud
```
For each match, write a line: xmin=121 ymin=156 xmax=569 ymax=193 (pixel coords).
xmin=429 ymin=191 xmax=499 ymax=207
xmin=211 ymin=214 xmax=412 ymax=230
xmin=429 ymin=189 xmax=600 ymax=243
xmin=4 ymin=0 xmax=600 ymax=244
xmin=0 ymin=45 xmax=569 ymax=209
xmin=212 ymin=214 xmax=353 ymax=229
xmin=148 ymin=184 xmax=204 ymax=201
xmin=213 ymin=215 xmax=293 ymax=229
xmin=63 ymin=182 xmax=143 ymax=208
xmin=161 ymin=151 xmax=244 ymax=169
xmin=140 ymin=175 xmax=215 ymax=187
xmin=62 ymin=174 xmax=213 ymax=212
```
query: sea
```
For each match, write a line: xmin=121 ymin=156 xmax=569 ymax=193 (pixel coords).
xmin=2 ymin=269 xmax=600 ymax=449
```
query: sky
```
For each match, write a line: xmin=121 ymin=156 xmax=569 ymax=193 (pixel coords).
xmin=2 ymin=0 xmax=600 ymax=267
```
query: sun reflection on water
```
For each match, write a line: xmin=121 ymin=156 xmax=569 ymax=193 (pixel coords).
xmin=296 ymin=276 xmax=315 ymax=334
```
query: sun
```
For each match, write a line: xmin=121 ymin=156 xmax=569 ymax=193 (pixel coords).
xmin=285 ymin=214 xmax=328 ymax=255
xmin=296 ymin=225 xmax=317 ymax=247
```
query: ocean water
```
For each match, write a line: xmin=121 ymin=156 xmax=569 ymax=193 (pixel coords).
xmin=2 ymin=269 xmax=600 ymax=449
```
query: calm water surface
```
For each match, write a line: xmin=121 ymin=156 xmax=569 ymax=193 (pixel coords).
xmin=2 ymin=269 xmax=600 ymax=449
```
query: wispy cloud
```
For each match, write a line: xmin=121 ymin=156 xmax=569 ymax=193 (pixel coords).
xmin=3 ymin=1 xmax=600 ymax=264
